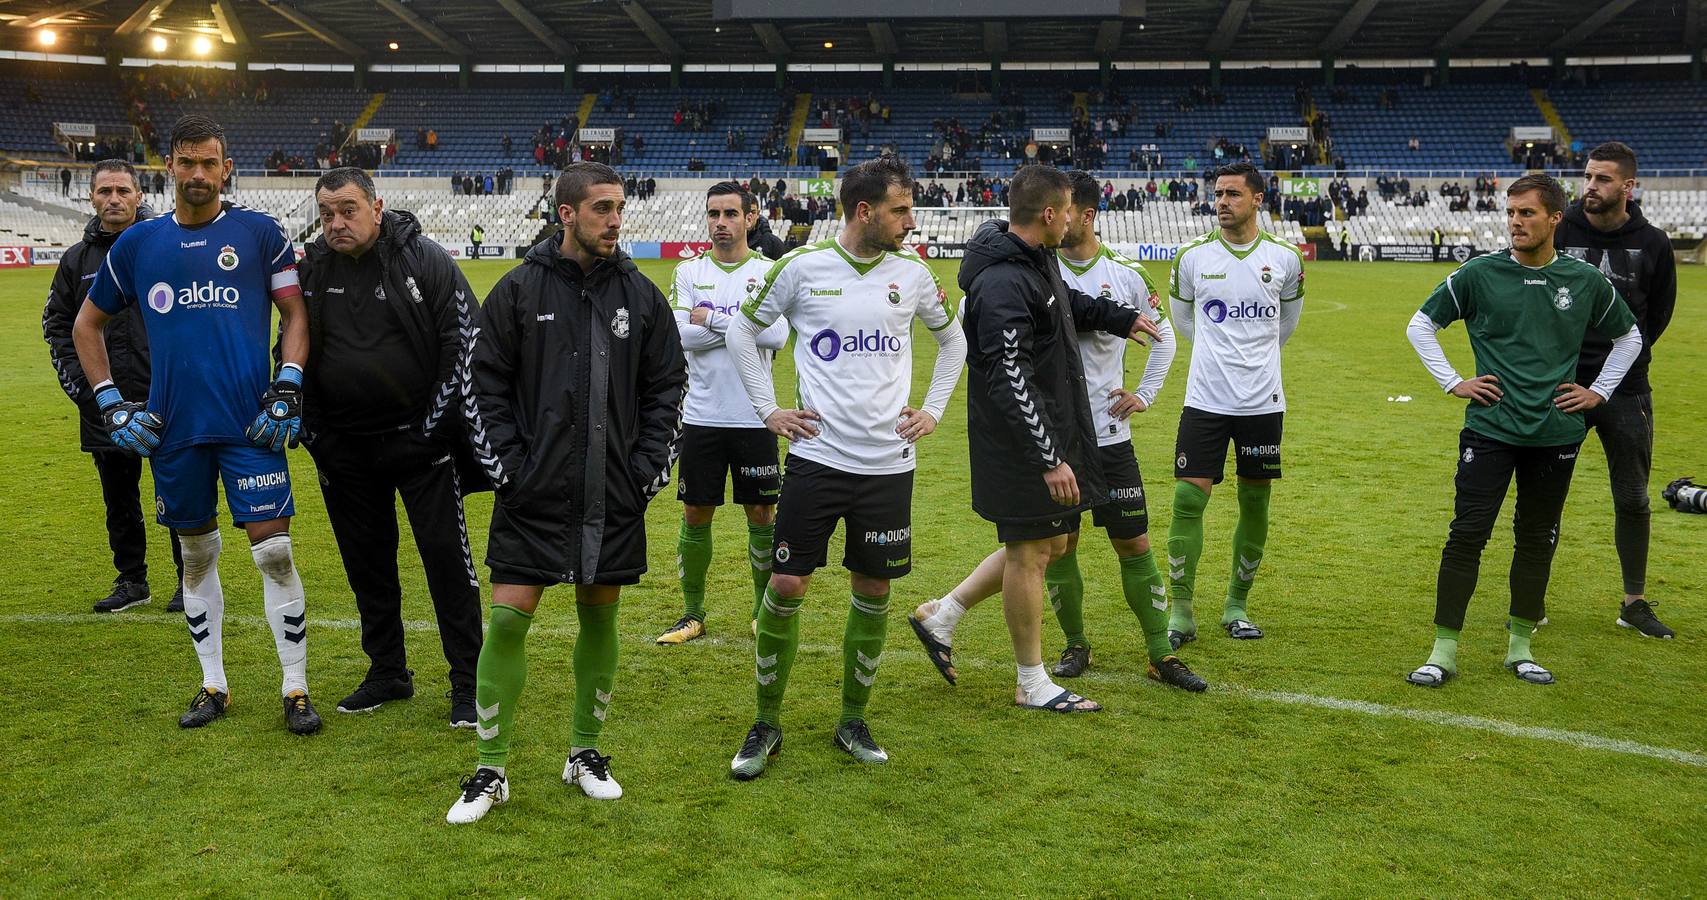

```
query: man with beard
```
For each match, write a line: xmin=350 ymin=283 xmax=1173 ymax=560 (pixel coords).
xmin=447 ymin=162 xmax=686 ymax=823
xmin=43 ymin=159 xmax=183 ymax=613
xmin=74 ymin=115 xmax=319 ymax=734
xmin=1554 ymin=142 xmax=1678 ymax=638
xmin=1405 ymin=175 xmax=1641 ymax=688
xmin=724 ymin=155 xmax=966 ymax=779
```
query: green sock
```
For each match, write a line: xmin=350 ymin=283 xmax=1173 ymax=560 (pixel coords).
xmin=1224 ymin=480 xmax=1271 ymax=625
xmin=475 ymin=604 xmax=533 ymax=769
xmin=1167 ymin=481 xmax=1209 ymax=633
xmin=748 ymin=522 xmax=774 ymax=620
xmin=1427 ymin=625 xmax=1461 ymax=673
xmin=677 ymin=521 xmax=712 ymax=622
xmin=841 ymin=592 xmax=890 ymax=726
xmin=571 ymin=601 xmax=620 ymax=749
xmin=1121 ymin=550 xmax=1173 ymax=663
xmin=1045 ymin=551 xmax=1088 ymax=650
xmin=1506 ymin=616 xmax=1537 ymax=666
xmin=754 ymin=586 xmax=802 ymax=728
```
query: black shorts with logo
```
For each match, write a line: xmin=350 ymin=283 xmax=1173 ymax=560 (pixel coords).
xmin=1174 ymin=406 xmax=1284 ymax=484
xmin=1090 ymin=441 xmax=1149 ymax=539
xmin=772 ymin=454 xmax=913 ymax=579
xmin=676 ymin=424 xmax=781 ymax=507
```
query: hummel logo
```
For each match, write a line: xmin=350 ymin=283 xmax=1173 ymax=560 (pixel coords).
xmin=537 ymin=313 xmax=555 ymax=321
xmin=1236 ymin=554 xmax=1260 ymax=582
xmin=1168 ymin=554 xmax=1186 ymax=580
xmin=1150 ymin=584 xmax=1167 ymax=611
xmin=476 ymin=722 xmax=499 ymax=740
xmin=476 ymin=700 xmax=499 ymax=721
xmin=325 ymin=287 xmax=345 ymax=294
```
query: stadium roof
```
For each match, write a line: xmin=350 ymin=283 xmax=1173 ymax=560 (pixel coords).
xmin=1 ymin=0 xmax=1701 ymax=67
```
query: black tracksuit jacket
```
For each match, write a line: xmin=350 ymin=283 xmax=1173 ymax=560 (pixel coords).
xmin=42 ymin=210 xmax=155 ymax=452
xmin=465 ymin=237 xmax=687 ymax=585
xmin=960 ymin=220 xmax=1140 ymax=525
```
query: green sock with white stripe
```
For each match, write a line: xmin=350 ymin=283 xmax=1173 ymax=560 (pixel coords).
xmin=1225 ymin=480 xmax=1271 ymax=625
xmin=841 ymin=592 xmax=889 ymax=726
xmin=571 ymin=601 xmax=619 ymax=749
xmin=476 ymin=604 xmax=532 ymax=769
xmin=1167 ymin=481 xmax=1208 ymax=633
xmin=1046 ymin=550 xmax=1088 ymax=650
xmin=1121 ymin=550 xmax=1173 ymax=664
xmin=677 ymin=521 xmax=711 ymax=622
xmin=755 ymin=587 xmax=802 ymax=728
xmin=748 ymin=522 xmax=774 ymax=621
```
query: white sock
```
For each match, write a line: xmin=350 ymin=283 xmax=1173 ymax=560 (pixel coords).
xmin=569 ymin=746 xmax=592 ymax=760
xmin=922 ymin=593 xmax=967 ymax=643
xmin=1016 ymin=663 xmax=1058 ymax=705
xmin=179 ymin=530 xmax=227 ymax=695
xmin=251 ymin=534 xmax=309 ymax=696
xmin=479 ymin=765 xmax=505 ymax=777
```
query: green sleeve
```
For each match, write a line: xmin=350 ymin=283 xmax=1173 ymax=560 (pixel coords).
xmin=1419 ymin=266 xmax=1469 ymax=327
xmin=1589 ymin=277 xmax=1637 ymax=338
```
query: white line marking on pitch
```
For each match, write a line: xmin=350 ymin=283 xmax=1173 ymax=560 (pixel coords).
xmin=8 ymin=612 xmax=1702 ymax=769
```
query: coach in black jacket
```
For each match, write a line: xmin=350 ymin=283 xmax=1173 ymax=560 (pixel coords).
xmin=41 ymin=159 xmax=182 ymax=614
xmin=453 ymin=163 xmax=685 ymax=804
xmin=949 ymin=166 xmax=1156 ymax=712
xmin=1553 ymin=141 xmax=1679 ymax=638
xmin=296 ymin=168 xmax=487 ymax=725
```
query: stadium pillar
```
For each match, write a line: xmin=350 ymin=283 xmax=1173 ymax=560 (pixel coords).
xmin=565 ymin=66 xmax=575 ymax=91
xmin=882 ymin=61 xmax=893 ymax=89
xmin=458 ymin=61 xmax=470 ymax=90
xmin=1694 ymin=50 xmax=1702 ymax=81
xmin=991 ymin=60 xmax=1002 ymax=92
xmin=1321 ymin=56 xmax=1334 ymax=88
xmin=354 ymin=64 xmax=366 ymax=91
xmin=670 ymin=64 xmax=681 ymax=89
xmin=1100 ymin=59 xmax=1112 ymax=88
xmin=1434 ymin=55 xmax=1451 ymax=87
xmin=1209 ymin=59 xmax=1222 ymax=89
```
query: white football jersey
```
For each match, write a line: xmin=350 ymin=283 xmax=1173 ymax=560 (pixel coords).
xmin=670 ymin=249 xmax=787 ymax=427
xmin=742 ymin=239 xmax=955 ymax=475
xmin=1168 ymin=230 xmax=1304 ymax=415
xmin=1057 ymin=245 xmax=1168 ymax=446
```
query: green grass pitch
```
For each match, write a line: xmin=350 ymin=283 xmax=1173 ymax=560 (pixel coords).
xmin=1 ymin=256 xmax=1702 ymax=896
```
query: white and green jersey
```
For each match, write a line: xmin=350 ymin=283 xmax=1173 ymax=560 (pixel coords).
xmin=1168 ymin=229 xmax=1304 ymax=415
xmin=1058 ymin=244 xmax=1175 ymax=447
xmin=741 ymin=238 xmax=957 ymax=476
xmin=670 ymin=249 xmax=788 ymax=428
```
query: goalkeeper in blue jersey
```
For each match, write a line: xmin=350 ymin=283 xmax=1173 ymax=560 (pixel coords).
xmin=73 ymin=115 xmax=321 ymax=736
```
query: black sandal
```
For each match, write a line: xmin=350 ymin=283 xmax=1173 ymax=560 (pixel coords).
xmin=907 ymin=615 xmax=957 ymax=685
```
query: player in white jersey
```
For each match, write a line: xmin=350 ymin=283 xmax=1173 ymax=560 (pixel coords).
xmin=908 ymin=170 xmax=1205 ymax=697
xmin=1165 ymin=162 xmax=1304 ymax=646
xmin=724 ymin=156 xmax=966 ymax=778
xmin=657 ymin=182 xmax=790 ymax=645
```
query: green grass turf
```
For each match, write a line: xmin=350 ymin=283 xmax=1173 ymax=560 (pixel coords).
xmin=1 ymin=255 xmax=1703 ymax=897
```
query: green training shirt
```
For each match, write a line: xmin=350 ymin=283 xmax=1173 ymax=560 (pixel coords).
xmin=1419 ymin=249 xmax=1636 ymax=447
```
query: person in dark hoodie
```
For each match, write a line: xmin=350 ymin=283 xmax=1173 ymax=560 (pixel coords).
xmin=448 ymin=162 xmax=686 ymax=824
xmin=295 ymin=167 xmax=487 ymax=727
xmin=746 ymin=199 xmax=786 ymax=260
xmin=907 ymin=165 xmax=1159 ymax=714
xmin=42 ymin=158 xmax=183 ymax=613
xmin=1554 ymin=141 xmax=1678 ymax=639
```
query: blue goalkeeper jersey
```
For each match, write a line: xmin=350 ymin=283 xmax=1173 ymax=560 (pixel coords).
xmin=88 ymin=202 xmax=299 ymax=452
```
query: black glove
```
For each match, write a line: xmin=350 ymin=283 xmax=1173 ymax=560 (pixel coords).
xmin=246 ymin=366 xmax=303 ymax=451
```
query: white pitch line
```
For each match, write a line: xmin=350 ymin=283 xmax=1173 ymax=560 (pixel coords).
xmin=6 ymin=612 xmax=1703 ymax=769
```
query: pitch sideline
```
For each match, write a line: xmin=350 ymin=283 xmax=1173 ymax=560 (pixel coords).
xmin=4 ymin=611 xmax=1701 ymax=769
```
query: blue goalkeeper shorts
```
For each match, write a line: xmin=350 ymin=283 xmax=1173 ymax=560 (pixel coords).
xmin=149 ymin=442 xmax=295 ymax=528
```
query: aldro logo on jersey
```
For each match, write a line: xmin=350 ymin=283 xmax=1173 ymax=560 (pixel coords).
xmin=148 ymin=281 xmax=240 ymax=313
xmin=1201 ymin=298 xmax=1277 ymax=323
xmin=808 ymin=327 xmax=903 ymax=362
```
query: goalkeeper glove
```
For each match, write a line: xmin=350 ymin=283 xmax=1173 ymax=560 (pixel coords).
xmin=246 ymin=363 xmax=303 ymax=452
xmin=95 ymin=383 xmax=163 ymax=456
